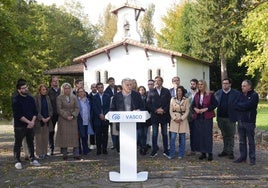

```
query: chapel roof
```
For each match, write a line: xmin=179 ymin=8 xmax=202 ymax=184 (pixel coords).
xmin=73 ymin=38 xmax=211 ymax=65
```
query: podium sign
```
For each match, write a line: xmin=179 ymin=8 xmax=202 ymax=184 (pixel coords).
xmin=105 ymin=111 xmax=150 ymax=182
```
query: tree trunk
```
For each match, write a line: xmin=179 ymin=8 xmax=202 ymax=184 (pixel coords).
xmin=220 ymin=53 xmax=228 ymax=81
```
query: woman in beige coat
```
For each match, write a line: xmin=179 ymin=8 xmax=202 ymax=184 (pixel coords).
xmin=34 ymin=84 xmax=53 ymax=159
xmin=168 ymin=86 xmax=190 ymax=159
xmin=56 ymin=83 xmax=80 ymax=160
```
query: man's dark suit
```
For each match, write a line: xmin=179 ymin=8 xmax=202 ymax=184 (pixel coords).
xmin=91 ymin=92 xmax=111 ymax=154
xmin=147 ymin=87 xmax=171 ymax=155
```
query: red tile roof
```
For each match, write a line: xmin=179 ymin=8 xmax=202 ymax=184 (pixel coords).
xmin=43 ymin=63 xmax=84 ymax=76
xmin=73 ymin=38 xmax=211 ymax=65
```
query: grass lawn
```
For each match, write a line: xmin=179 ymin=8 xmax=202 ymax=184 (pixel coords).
xmin=256 ymin=100 xmax=268 ymax=130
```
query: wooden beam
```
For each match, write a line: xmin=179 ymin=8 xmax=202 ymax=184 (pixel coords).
xmin=105 ymin=49 xmax=111 ymax=61
xmin=123 ymin=43 xmax=129 ymax=54
xmin=82 ymin=58 xmax=87 ymax=69
xmin=144 ymin=48 xmax=149 ymax=60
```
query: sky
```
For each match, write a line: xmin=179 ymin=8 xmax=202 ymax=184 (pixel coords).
xmin=37 ymin=0 xmax=182 ymax=31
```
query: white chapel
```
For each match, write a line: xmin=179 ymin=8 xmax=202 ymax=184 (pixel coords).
xmin=47 ymin=2 xmax=211 ymax=91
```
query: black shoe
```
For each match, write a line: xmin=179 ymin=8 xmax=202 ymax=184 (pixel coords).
xmin=228 ymin=153 xmax=235 ymax=159
xmin=146 ymin=144 xmax=151 ymax=149
xmin=218 ymin=151 xmax=228 ymax=157
xmin=233 ymin=158 xmax=246 ymax=163
xmin=103 ymin=149 xmax=108 ymax=154
xmin=150 ymin=150 xmax=157 ymax=157
xmin=208 ymin=153 xmax=213 ymax=161
xmin=249 ymin=161 xmax=256 ymax=165
xmin=163 ymin=151 xmax=169 ymax=158
xmin=74 ymin=156 xmax=81 ymax=160
xmin=199 ymin=153 xmax=206 ymax=160
xmin=97 ymin=150 xmax=101 ymax=155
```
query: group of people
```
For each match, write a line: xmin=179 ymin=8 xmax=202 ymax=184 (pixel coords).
xmin=11 ymin=75 xmax=259 ymax=170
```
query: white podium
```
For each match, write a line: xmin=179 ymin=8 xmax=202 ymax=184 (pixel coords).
xmin=105 ymin=111 xmax=150 ymax=182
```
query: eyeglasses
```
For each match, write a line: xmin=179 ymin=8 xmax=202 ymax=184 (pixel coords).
xmin=222 ymin=82 xmax=230 ymax=84
xmin=20 ymin=86 xmax=28 ymax=90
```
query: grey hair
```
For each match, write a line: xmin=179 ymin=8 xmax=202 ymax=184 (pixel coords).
xmin=121 ymin=78 xmax=132 ymax=85
xmin=243 ymin=79 xmax=253 ymax=89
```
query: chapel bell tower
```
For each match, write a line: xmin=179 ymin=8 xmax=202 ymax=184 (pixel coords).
xmin=112 ymin=2 xmax=145 ymax=42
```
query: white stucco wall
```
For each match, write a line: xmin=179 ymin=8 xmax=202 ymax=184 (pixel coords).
xmin=83 ymin=45 xmax=210 ymax=92
xmin=176 ymin=58 xmax=210 ymax=91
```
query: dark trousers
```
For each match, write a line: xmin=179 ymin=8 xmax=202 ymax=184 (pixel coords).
xmin=189 ymin=121 xmax=197 ymax=152
xmin=90 ymin=135 xmax=95 ymax=145
xmin=95 ymin=120 xmax=109 ymax=152
xmin=78 ymin=125 xmax=90 ymax=155
xmin=90 ymin=122 xmax=96 ymax=145
xmin=217 ymin=117 xmax=236 ymax=154
xmin=237 ymin=121 xmax=256 ymax=162
xmin=109 ymin=123 xmax=116 ymax=147
xmin=49 ymin=114 xmax=58 ymax=152
xmin=152 ymin=123 xmax=168 ymax=153
xmin=137 ymin=123 xmax=148 ymax=149
xmin=14 ymin=127 xmax=35 ymax=163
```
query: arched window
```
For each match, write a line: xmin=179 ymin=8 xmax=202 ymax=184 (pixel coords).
xmin=96 ymin=71 xmax=101 ymax=83
xmin=148 ymin=69 xmax=152 ymax=80
xmin=156 ymin=69 xmax=161 ymax=77
xmin=104 ymin=71 xmax=108 ymax=84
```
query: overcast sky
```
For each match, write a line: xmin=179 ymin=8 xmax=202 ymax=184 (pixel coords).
xmin=37 ymin=0 xmax=182 ymax=31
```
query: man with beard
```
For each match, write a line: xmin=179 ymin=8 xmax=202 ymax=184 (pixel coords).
xmin=186 ymin=78 xmax=198 ymax=156
xmin=12 ymin=79 xmax=40 ymax=169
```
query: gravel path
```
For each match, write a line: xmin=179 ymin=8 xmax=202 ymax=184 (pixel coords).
xmin=1 ymin=124 xmax=268 ymax=188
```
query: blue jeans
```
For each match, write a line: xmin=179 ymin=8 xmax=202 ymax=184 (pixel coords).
xmin=237 ymin=121 xmax=256 ymax=162
xmin=152 ymin=123 xmax=168 ymax=153
xmin=169 ymin=132 xmax=186 ymax=158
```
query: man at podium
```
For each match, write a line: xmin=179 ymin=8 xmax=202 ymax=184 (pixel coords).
xmin=108 ymin=78 xmax=149 ymax=182
xmin=110 ymin=78 xmax=144 ymax=113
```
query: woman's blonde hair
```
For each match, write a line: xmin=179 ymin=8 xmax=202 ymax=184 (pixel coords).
xmin=60 ymin=82 xmax=73 ymax=96
xmin=36 ymin=84 xmax=48 ymax=95
xmin=198 ymin=79 xmax=208 ymax=93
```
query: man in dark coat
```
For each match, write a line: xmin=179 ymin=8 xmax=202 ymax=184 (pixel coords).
xmin=234 ymin=79 xmax=259 ymax=165
xmin=147 ymin=76 xmax=171 ymax=158
xmin=47 ymin=76 xmax=60 ymax=155
xmin=91 ymin=82 xmax=111 ymax=155
xmin=110 ymin=78 xmax=144 ymax=152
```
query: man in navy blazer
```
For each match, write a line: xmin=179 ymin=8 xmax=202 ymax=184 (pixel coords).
xmin=91 ymin=82 xmax=111 ymax=155
xmin=147 ymin=76 xmax=171 ymax=158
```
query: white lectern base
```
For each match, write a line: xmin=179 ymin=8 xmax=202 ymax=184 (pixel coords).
xmin=109 ymin=171 xmax=148 ymax=182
